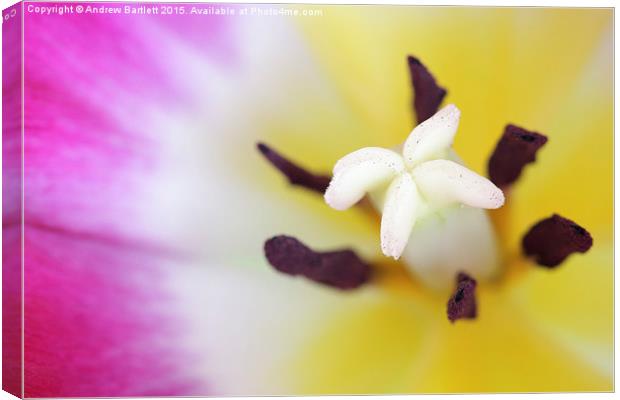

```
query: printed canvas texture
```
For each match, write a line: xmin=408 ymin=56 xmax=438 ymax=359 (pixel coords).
xmin=2 ymin=2 xmax=613 ymax=397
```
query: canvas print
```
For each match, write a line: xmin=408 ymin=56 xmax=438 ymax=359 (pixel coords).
xmin=2 ymin=1 xmax=613 ymax=397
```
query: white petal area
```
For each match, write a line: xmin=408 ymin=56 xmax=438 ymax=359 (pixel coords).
xmin=402 ymin=104 xmax=461 ymax=168
xmin=380 ymin=173 xmax=421 ymax=259
xmin=412 ymin=159 xmax=505 ymax=209
xmin=325 ymin=148 xmax=405 ymax=211
xmin=332 ymin=147 xmax=405 ymax=176
xmin=166 ymin=260 xmax=377 ymax=395
xmin=126 ymin=16 xmax=381 ymax=260
xmin=401 ymin=206 xmax=501 ymax=291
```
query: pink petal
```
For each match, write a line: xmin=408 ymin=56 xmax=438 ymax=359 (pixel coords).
xmin=19 ymin=6 xmax=243 ymax=396
xmin=3 ymin=3 xmax=24 ymax=396
xmin=24 ymin=226 xmax=203 ymax=397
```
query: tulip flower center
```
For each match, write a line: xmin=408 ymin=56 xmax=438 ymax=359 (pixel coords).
xmin=258 ymin=54 xmax=593 ymax=322
xmin=324 ymin=104 xmax=505 ymax=290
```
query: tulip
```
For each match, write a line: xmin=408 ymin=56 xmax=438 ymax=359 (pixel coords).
xmin=10 ymin=5 xmax=611 ymax=397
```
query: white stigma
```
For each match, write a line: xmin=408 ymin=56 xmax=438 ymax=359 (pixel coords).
xmin=324 ymin=104 xmax=505 ymax=289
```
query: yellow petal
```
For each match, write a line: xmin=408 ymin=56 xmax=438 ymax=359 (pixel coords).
xmin=411 ymin=286 xmax=611 ymax=392
xmin=506 ymin=240 xmax=613 ymax=381
xmin=290 ymin=291 xmax=437 ymax=394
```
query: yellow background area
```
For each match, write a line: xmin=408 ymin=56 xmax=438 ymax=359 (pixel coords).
xmin=263 ymin=7 xmax=613 ymax=393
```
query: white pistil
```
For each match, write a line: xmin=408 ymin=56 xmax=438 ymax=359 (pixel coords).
xmin=324 ymin=104 xmax=505 ymax=289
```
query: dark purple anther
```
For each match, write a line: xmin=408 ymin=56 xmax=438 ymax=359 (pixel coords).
xmin=264 ymin=235 xmax=321 ymax=276
xmin=488 ymin=124 xmax=548 ymax=188
xmin=447 ymin=272 xmax=477 ymax=323
xmin=257 ymin=142 xmax=331 ymax=194
xmin=407 ymin=55 xmax=447 ymax=124
xmin=264 ymin=235 xmax=371 ymax=290
xmin=522 ymin=214 xmax=593 ymax=268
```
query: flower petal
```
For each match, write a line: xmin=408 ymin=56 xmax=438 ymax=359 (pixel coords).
xmin=325 ymin=147 xmax=405 ymax=210
xmin=412 ymin=159 xmax=504 ymax=209
xmin=23 ymin=10 xmax=386 ymax=397
xmin=166 ymin=260 xmax=375 ymax=396
xmin=506 ymin=241 xmax=612 ymax=382
xmin=412 ymin=287 xmax=611 ymax=392
xmin=24 ymin=227 xmax=201 ymax=397
xmin=380 ymin=173 xmax=421 ymax=259
xmin=402 ymin=104 xmax=460 ymax=168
